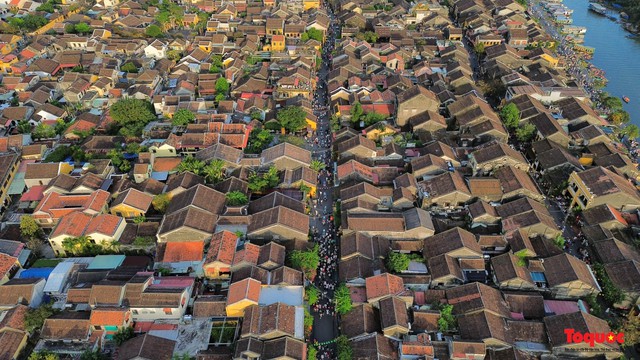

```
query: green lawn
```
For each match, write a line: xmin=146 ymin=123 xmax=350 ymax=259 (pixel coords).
xmin=30 ymin=259 xmax=63 ymax=268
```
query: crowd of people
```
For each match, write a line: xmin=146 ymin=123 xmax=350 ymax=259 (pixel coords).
xmin=306 ymin=4 xmax=342 ymax=359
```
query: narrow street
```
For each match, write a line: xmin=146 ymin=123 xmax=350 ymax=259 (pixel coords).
xmin=307 ymin=3 xmax=341 ymax=358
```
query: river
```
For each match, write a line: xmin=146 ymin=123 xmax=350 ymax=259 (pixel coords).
xmin=564 ymin=0 xmax=640 ymax=125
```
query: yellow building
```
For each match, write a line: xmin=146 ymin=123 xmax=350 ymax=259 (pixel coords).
xmin=225 ymin=278 xmax=261 ymax=317
xmin=110 ymin=188 xmax=153 ymax=218
xmin=567 ymin=167 xmax=640 ymax=211
xmin=0 ymin=55 xmax=17 ymax=74
xmin=303 ymin=0 xmax=320 ymax=10
xmin=0 ymin=154 xmax=19 ymax=218
xmin=271 ymin=34 xmax=286 ymax=52
xmin=0 ymin=35 xmax=22 ymax=55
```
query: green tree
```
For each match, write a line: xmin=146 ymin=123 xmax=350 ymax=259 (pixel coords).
xmin=226 ymin=191 xmax=248 ymax=206
xmin=290 ymin=244 xmax=320 ymax=278
xmin=301 ymin=32 xmax=309 ymax=42
xmin=209 ymin=55 xmax=223 ymax=73
xmin=350 ymin=102 xmax=364 ymax=123
xmin=619 ymin=124 xmax=640 ymax=139
xmin=121 ymin=62 xmax=138 ymax=73
xmin=437 ymin=304 xmax=457 ymax=332
xmin=386 ymin=252 xmax=410 ymax=273
xmin=22 ymin=14 xmax=48 ymax=31
xmin=20 ymin=215 xmax=42 ymax=239
xmin=302 ymin=28 xmax=323 ymax=42
xmin=609 ymin=109 xmax=631 ymax=125
xmin=515 ymin=122 xmax=536 ymax=142
xmin=277 ymin=106 xmax=307 ymax=133
xmin=215 ymin=77 xmax=229 ymax=95
xmin=32 ymin=123 xmax=56 ymax=139
xmin=334 ymin=283 xmax=353 ymax=315
xmin=25 ymin=303 xmax=58 ymax=333
xmin=110 ymin=98 xmax=156 ymax=137
xmin=29 ymin=351 xmax=59 ymax=360
xmin=305 ymin=285 xmax=319 ymax=305
xmin=152 ymin=193 xmax=170 ymax=213
xmin=36 ymin=1 xmax=55 ymax=13
xmin=304 ymin=308 xmax=314 ymax=328
xmin=603 ymin=96 xmax=624 ymax=110
xmin=133 ymin=215 xmax=146 ymax=224
xmin=309 ymin=160 xmax=325 ymax=172
xmin=203 ymin=159 xmax=226 ymax=184
xmin=172 ymin=109 xmax=195 ymax=126
xmin=167 ymin=50 xmax=182 ymax=61
xmin=500 ymin=103 xmax=521 ymax=129
xmin=245 ymin=128 xmax=273 ymax=154
xmin=113 ymin=326 xmax=135 ymax=346
xmin=363 ymin=112 xmax=386 ymax=126
xmin=336 ymin=335 xmax=352 ymax=360
xmin=177 ymin=156 xmax=206 ymax=175
xmin=17 ymin=120 xmax=32 ymax=134
xmin=356 ymin=31 xmax=378 ymax=43
xmin=592 ymin=263 xmax=625 ymax=305
xmin=74 ymin=22 xmax=92 ymax=34
xmin=474 ymin=42 xmax=486 ymax=54
xmin=62 ymin=235 xmax=93 ymax=256
xmin=308 ymin=345 xmax=318 ymax=360
xmin=65 ymin=23 xmax=77 ymax=34
xmin=80 ymin=350 xmax=107 ymax=360
xmin=553 ymin=234 xmax=566 ymax=249
xmin=145 ymin=24 xmax=163 ymax=37
xmin=247 ymin=166 xmax=279 ymax=192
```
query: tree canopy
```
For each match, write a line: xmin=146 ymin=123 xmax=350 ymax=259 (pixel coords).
xmin=152 ymin=193 xmax=170 ymax=213
xmin=203 ymin=159 xmax=226 ymax=184
xmin=226 ymin=191 xmax=248 ymax=206
xmin=334 ymin=283 xmax=353 ymax=315
xmin=28 ymin=352 xmax=59 ymax=360
xmin=113 ymin=326 xmax=135 ymax=346
xmin=247 ymin=166 xmax=279 ymax=193
xmin=336 ymin=335 xmax=352 ymax=360
xmin=215 ymin=78 xmax=229 ymax=95
xmin=619 ymin=124 xmax=640 ymax=139
xmin=25 ymin=303 xmax=58 ymax=333
xmin=20 ymin=215 xmax=42 ymax=240
xmin=121 ymin=62 xmax=138 ymax=73
xmin=500 ymin=103 xmax=521 ymax=129
xmin=245 ymin=128 xmax=274 ymax=154
xmin=145 ymin=24 xmax=164 ymax=37
xmin=309 ymin=160 xmax=325 ymax=172
xmin=515 ymin=122 xmax=536 ymax=142
xmin=386 ymin=252 xmax=410 ymax=273
xmin=609 ymin=109 xmax=631 ymax=125
xmin=277 ymin=106 xmax=307 ymax=133
xmin=110 ymin=98 xmax=156 ymax=137
xmin=74 ymin=22 xmax=92 ymax=34
xmin=437 ymin=304 xmax=457 ymax=332
xmin=289 ymin=244 xmax=320 ymax=279
xmin=177 ymin=156 xmax=206 ymax=175
xmin=301 ymin=28 xmax=323 ymax=42
xmin=171 ymin=109 xmax=195 ymax=126
xmin=350 ymin=102 xmax=364 ymax=123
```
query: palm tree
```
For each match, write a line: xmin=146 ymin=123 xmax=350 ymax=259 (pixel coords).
xmin=309 ymin=160 xmax=325 ymax=172
xmin=177 ymin=156 xmax=205 ymax=175
xmin=16 ymin=120 xmax=32 ymax=134
xmin=203 ymin=159 xmax=226 ymax=184
xmin=61 ymin=235 xmax=93 ymax=256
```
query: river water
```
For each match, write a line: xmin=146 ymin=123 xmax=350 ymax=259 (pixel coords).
xmin=564 ymin=0 xmax=640 ymax=125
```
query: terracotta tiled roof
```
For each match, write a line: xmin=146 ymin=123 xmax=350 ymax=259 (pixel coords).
xmin=89 ymin=307 xmax=129 ymax=326
xmin=0 ymin=253 xmax=18 ymax=280
xmin=365 ymin=273 xmax=404 ymax=301
xmin=206 ymin=231 xmax=238 ymax=265
xmin=232 ymin=243 xmax=261 ymax=267
xmin=84 ymin=214 xmax=123 ymax=237
xmin=157 ymin=241 xmax=205 ymax=263
xmin=111 ymin=188 xmax=153 ymax=212
xmin=118 ymin=334 xmax=176 ymax=360
xmin=0 ymin=304 xmax=27 ymax=331
xmin=153 ymin=157 xmax=183 ymax=172
xmin=226 ymin=278 xmax=261 ymax=305
xmin=41 ymin=311 xmax=91 ymax=340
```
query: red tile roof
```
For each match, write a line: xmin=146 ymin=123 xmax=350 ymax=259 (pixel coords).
xmin=232 ymin=243 xmax=261 ymax=267
xmin=84 ymin=214 xmax=123 ymax=237
xmin=365 ymin=273 xmax=404 ymax=301
xmin=227 ymin=278 xmax=261 ymax=305
xmin=90 ymin=307 xmax=129 ymax=326
xmin=158 ymin=241 xmax=205 ymax=263
xmin=206 ymin=231 xmax=238 ymax=265
xmin=0 ymin=253 xmax=18 ymax=279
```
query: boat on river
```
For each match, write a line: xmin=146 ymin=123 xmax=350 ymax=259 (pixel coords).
xmin=623 ymin=96 xmax=630 ymax=103
xmin=589 ymin=3 xmax=608 ymax=16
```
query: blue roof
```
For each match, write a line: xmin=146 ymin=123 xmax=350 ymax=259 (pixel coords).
xmin=123 ymin=153 xmax=138 ymax=160
xmin=151 ymin=171 xmax=169 ymax=181
xmin=530 ymin=272 xmax=547 ymax=282
xmin=19 ymin=267 xmax=54 ymax=280
xmin=87 ymin=255 xmax=126 ymax=270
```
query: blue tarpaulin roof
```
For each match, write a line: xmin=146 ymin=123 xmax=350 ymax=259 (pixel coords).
xmin=530 ymin=272 xmax=547 ymax=282
xmin=151 ymin=172 xmax=169 ymax=181
xmin=19 ymin=267 xmax=54 ymax=280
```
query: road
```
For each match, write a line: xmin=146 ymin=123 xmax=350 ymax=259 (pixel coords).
xmin=307 ymin=3 xmax=341 ymax=356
